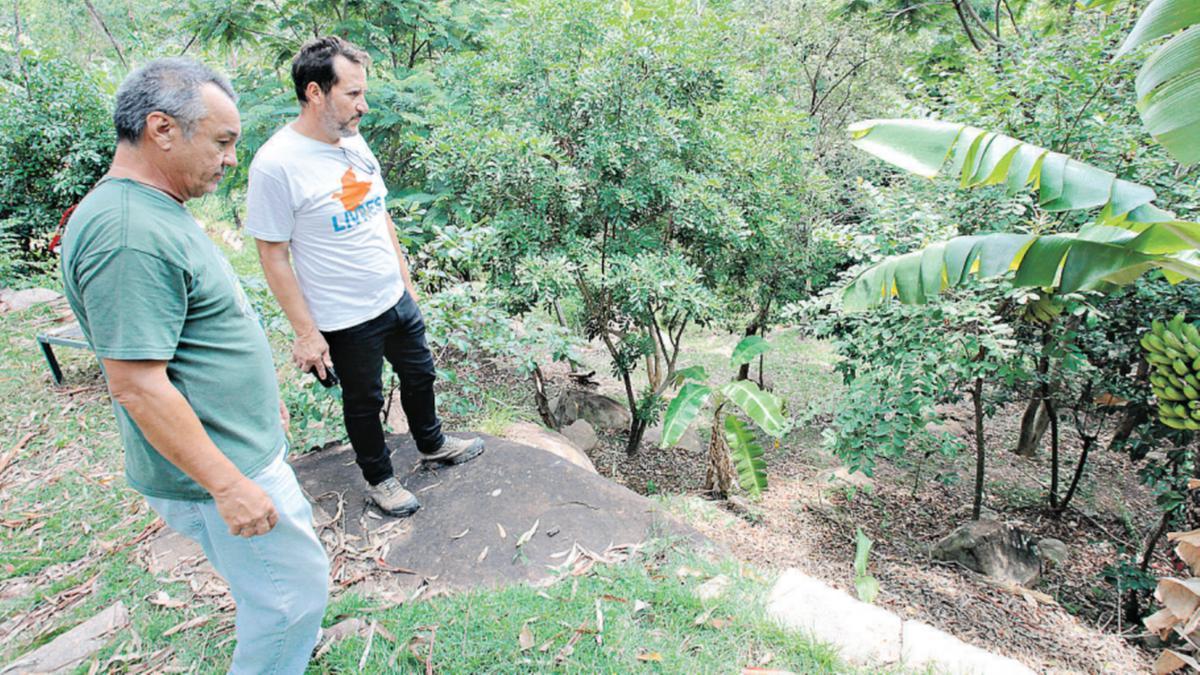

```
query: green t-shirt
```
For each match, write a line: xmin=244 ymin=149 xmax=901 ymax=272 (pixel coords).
xmin=62 ymin=178 xmax=284 ymax=501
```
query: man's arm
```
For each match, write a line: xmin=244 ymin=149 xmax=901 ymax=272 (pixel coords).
xmin=103 ymin=359 xmax=277 ymax=537
xmin=255 ymin=239 xmax=332 ymax=378
xmin=386 ymin=213 xmax=419 ymax=303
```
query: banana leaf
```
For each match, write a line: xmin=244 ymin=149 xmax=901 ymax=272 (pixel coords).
xmin=847 ymin=119 xmax=1170 ymax=223
xmin=659 ymin=383 xmax=712 ymax=449
xmin=724 ymin=415 xmax=767 ymax=497
xmin=842 ymin=224 xmax=1200 ymax=311
xmin=720 ymin=380 xmax=786 ymax=437
xmin=1116 ymin=0 xmax=1200 ymax=163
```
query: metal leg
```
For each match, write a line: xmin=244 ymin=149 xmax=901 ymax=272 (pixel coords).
xmin=38 ymin=339 xmax=64 ymax=386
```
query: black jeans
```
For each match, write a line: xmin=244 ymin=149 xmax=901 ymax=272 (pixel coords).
xmin=322 ymin=293 xmax=444 ymax=485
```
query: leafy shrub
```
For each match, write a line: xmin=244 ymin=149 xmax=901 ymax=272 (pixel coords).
xmin=0 ymin=55 xmax=113 ymax=267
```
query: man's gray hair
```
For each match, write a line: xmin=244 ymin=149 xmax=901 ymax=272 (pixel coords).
xmin=113 ymin=58 xmax=237 ymax=143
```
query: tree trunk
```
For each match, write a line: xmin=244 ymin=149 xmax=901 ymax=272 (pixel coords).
xmin=1109 ymin=360 xmax=1151 ymax=455
xmin=703 ymin=410 xmax=734 ymax=499
xmin=531 ymin=366 xmax=555 ymax=428
xmin=971 ymin=375 xmax=986 ymax=520
xmin=1048 ymin=399 xmax=1060 ymax=510
xmin=1055 ymin=435 xmax=1093 ymax=515
xmin=625 ymin=416 xmax=648 ymax=455
xmin=1015 ymin=396 xmax=1050 ymax=457
xmin=1016 ymin=331 xmax=1052 ymax=457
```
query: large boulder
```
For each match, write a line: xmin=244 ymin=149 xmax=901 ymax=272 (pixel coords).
xmin=499 ymin=422 xmax=596 ymax=473
xmin=932 ymin=520 xmax=1041 ymax=587
xmin=643 ymin=423 xmax=703 ymax=453
xmin=560 ymin=419 xmax=599 ymax=453
xmin=550 ymin=389 xmax=631 ymax=430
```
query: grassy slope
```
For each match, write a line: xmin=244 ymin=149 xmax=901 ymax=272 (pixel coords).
xmin=0 ymin=206 xmax=848 ymax=673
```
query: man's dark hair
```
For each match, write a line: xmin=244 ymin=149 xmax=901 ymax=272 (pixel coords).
xmin=291 ymin=36 xmax=370 ymax=104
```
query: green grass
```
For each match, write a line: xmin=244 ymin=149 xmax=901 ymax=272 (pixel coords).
xmin=312 ymin=548 xmax=846 ymax=674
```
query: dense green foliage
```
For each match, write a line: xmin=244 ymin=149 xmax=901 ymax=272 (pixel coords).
xmin=7 ymin=0 xmax=1200 ymax=651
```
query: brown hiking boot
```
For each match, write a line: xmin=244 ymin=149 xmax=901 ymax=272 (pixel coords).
xmin=365 ymin=477 xmax=421 ymax=517
xmin=420 ymin=435 xmax=485 ymax=468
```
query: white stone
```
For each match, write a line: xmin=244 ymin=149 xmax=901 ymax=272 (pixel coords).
xmin=694 ymin=574 xmax=731 ymax=601
xmin=0 ymin=287 xmax=61 ymax=313
xmin=766 ymin=569 xmax=902 ymax=664
xmin=901 ymin=620 xmax=1035 ymax=674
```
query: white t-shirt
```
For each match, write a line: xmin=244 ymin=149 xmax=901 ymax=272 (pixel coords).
xmin=245 ymin=124 xmax=405 ymax=331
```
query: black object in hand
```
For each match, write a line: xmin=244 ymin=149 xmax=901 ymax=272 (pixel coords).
xmin=308 ymin=365 xmax=339 ymax=388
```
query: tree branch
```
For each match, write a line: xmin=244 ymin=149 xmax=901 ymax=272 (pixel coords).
xmin=82 ymin=0 xmax=128 ymax=69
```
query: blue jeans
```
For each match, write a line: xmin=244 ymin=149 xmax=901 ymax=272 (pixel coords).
xmin=145 ymin=452 xmax=329 ymax=675
xmin=322 ymin=292 xmax=445 ymax=485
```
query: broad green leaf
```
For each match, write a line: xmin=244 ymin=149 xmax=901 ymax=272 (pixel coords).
xmin=721 ymin=380 xmax=786 ymax=437
xmin=1117 ymin=0 xmax=1200 ymax=56
xmin=671 ymin=365 xmax=708 ymax=387
xmin=724 ymin=415 xmax=767 ymax=497
xmin=854 ymin=528 xmax=878 ymax=603
xmin=1117 ymin=0 xmax=1200 ymax=163
xmin=843 ymin=227 xmax=1200 ymax=311
xmin=660 ymin=383 xmax=712 ymax=449
xmin=730 ymin=335 xmax=771 ymax=368
xmin=848 ymin=120 xmax=1164 ymax=222
xmin=1078 ymin=0 xmax=1121 ymax=10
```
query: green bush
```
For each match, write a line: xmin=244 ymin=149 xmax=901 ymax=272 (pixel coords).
xmin=0 ymin=55 xmax=114 ymax=269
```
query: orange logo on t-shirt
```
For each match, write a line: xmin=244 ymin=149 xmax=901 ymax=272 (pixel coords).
xmin=332 ymin=168 xmax=372 ymax=212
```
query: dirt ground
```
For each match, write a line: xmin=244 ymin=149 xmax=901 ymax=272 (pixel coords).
xmin=531 ymin=355 xmax=1163 ymax=673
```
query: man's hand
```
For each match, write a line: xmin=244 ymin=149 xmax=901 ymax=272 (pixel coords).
xmin=212 ymin=476 xmax=279 ymax=538
xmin=293 ymin=329 xmax=332 ymax=378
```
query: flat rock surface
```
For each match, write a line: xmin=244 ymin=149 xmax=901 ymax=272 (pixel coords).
xmin=290 ymin=433 xmax=709 ymax=594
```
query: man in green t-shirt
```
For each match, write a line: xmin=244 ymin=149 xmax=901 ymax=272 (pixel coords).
xmin=61 ymin=59 xmax=328 ymax=674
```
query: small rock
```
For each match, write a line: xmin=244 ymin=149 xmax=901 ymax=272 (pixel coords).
xmin=1037 ymin=538 xmax=1068 ymax=567
xmin=925 ymin=419 xmax=967 ymax=438
xmin=560 ymin=419 xmax=598 ymax=453
xmin=815 ymin=466 xmax=875 ymax=491
xmin=694 ymin=574 xmax=732 ymax=601
xmin=0 ymin=287 xmax=61 ymax=313
xmin=643 ymin=423 xmax=703 ymax=453
xmin=932 ymin=520 xmax=1041 ymax=587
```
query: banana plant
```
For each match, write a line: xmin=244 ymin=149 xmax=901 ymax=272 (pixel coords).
xmin=1114 ymin=0 xmax=1200 ymax=164
xmin=659 ymin=335 xmax=787 ymax=498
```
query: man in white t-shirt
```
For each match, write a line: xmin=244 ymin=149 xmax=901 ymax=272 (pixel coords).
xmin=246 ymin=36 xmax=483 ymax=517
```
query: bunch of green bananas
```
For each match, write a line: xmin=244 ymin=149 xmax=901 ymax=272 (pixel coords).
xmin=1142 ymin=313 xmax=1200 ymax=431
xmin=1022 ymin=294 xmax=1064 ymax=325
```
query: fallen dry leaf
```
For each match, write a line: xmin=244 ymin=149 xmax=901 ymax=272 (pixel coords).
xmin=477 ymin=546 xmax=489 ymax=563
xmin=708 ymin=617 xmax=732 ymax=630
xmin=633 ymin=600 xmax=650 ymax=614
xmin=693 ymin=607 xmax=715 ymax=626
xmin=518 ymin=624 xmax=534 ymax=651
xmin=1156 ymin=578 xmax=1200 ymax=620
xmin=162 ymin=614 xmax=211 ymax=637
xmin=451 ymin=528 xmax=469 ymax=540
xmin=1155 ymin=649 xmax=1200 ymax=675
xmin=516 ymin=519 xmax=540 ymax=548
xmin=637 ymin=652 xmax=663 ymax=662
xmin=497 ymin=523 xmax=507 ymax=539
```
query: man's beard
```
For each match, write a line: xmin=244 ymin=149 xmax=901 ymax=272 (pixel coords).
xmin=321 ymin=107 xmax=361 ymax=138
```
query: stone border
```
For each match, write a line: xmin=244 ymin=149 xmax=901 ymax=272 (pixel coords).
xmin=766 ymin=569 xmax=1034 ymax=674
